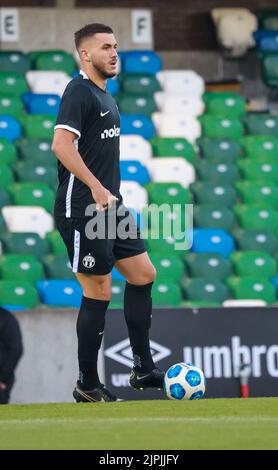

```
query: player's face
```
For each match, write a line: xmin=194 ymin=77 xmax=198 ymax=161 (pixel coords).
xmin=81 ymin=33 xmax=118 ymax=78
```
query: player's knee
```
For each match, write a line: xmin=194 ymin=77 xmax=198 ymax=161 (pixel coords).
xmin=129 ymin=265 xmax=156 ymax=285
xmin=94 ymin=278 xmax=111 ymax=300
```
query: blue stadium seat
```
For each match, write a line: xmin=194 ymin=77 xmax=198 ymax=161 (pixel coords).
xmin=111 ymin=267 xmax=125 ymax=281
xmin=0 ymin=115 xmax=21 ymax=142
xmin=106 ymin=78 xmax=120 ymax=96
xmin=254 ymin=30 xmax=278 ymax=52
xmin=271 ymin=276 xmax=278 ymax=299
xmin=120 ymin=114 xmax=155 ymax=140
xmin=23 ymin=93 xmax=60 ymax=115
xmin=121 ymin=50 xmax=162 ymax=75
xmin=120 ymin=160 xmax=150 ymax=184
xmin=192 ymin=228 xmax=235 ymax=257
xmin=36 ymin=280 xmax=82 ymax=307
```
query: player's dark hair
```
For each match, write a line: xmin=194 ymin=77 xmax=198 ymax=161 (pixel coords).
xmin=75 ymin=23 xmax=114 ymax=50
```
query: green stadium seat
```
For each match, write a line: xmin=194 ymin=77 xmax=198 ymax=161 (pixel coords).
xmin=42 ymin=254 xmax=74 ymax=279
xmin=233 ymin=228 xmax=278 ymax=255
xmin=236 ymin=181 xmax=278 ymax=207
xmin=195 ymin=160 xmax=239 ymax=183
xmin=203 ymin=92 xmax=246 ymax=117
xmin=197 ymin=137 xmax=242 ymax=162
xmin=150 ymin=253 xmax=184 ymax=282
xmin=146 ymin=182 xmax=191 ymax=205
xmin=0 ymin=213 xmax=6 ymax=235
xmin=0 ymin=280 xmax=39 ymax=308
xmin=0 ymin=165 xmax=14 ymax=188
xmin=0 ymin=254 xmax=44 ymax=283
xmin=199 ymin=115 xmax=244 ymax=139
xmin=240 ymin=135 xmax=278 ymax=161
xmin=181 ymin=301 xmax=221 ymax=308
xmin=230 ymin=251 xmax=277 ymax=279
xmin=35 ymin=50 xmax=77 ymax=75
xmin=181 ymin=278 xmax=229 ymax=303
xmin=46 ymin=230 xmax=67 ymax=255
xmin=13 ymin=161 xmax=58 ymax=189
xmin=22 ymin=115 xmax=56 ymax=140
xmin=117 ymin=94 xmax=157 ymax=115
xmin=0 ymin=188 xmax=11 ymax=208
xmin=237 ymin=159 xmax=278 ymax=183
xmin=1 ymin=232 xmax=49 ymax=258
xmin=258 ymin=10 xmax=278 ymax=30
xmin=261 ymin=54 xmax=278 ymax=87
xmin=144 ymin=235 xmax=180 ymax=256
xmin=0 ymin=95 xmax=24 ymax=119
xmin=0 ymin=72 xmax=29 ymax=96
xmin=152 ymin=281 xmax=182 ymax=307
xmin=184 ymin=252 xmax=232 ymax=280
xmin=234 ymin=204 xmax=278 ymax=233
xmin=226 ymin=276 xmax=276 ymax=304
xmin=142 ymin=203 xmax=189 ymax=234
xmin=194 ymin=205 xmax=236 ymax=231
xmin=8 ymin=182 xmax=55 ymax=212
xmin=190 ymin=182 xmax=237 ymax=207
xmin=151 ymin=137 xmax=196 ymax=163
xmin=120 ymin=73 xmax=161 ymax=95
xmin=243 ymin=113 xmax=278 ymax=136
xmin=110 ymin=281 xmax=125 ymax=308
xmin=0 ymin=51 xmax=30 ymax=74
xmin=15 ymin=139 xmax=56 ymax=165
xmin=0 ymin=138 xmax=17 ymax=164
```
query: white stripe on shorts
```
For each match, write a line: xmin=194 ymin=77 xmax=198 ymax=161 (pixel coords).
xmin=72 ymin=230 xmax=80 ymax=273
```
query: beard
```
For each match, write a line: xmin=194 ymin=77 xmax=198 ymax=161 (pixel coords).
xmin=93 ymin=61 xmax=117 ymax=79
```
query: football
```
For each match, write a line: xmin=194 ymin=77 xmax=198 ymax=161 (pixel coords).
xmin=163 ymin=362 xmax=206 ymax=400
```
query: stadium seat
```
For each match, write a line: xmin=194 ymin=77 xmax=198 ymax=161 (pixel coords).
xmin=36 ymin=280 xmax=82 ymax=307
xmin=146 ymin=182 xmax=191 ymax=205
xmin=190 ymin=182 xmax=237 ymax=207
xmin=15 ymin=139 xmax=56 ymax=165
xmin=150 ymin=253 xmax=184 ymax=281
xmin=0 ymin=188 xmax=11 ymax=208
xmin=0 ymin=254 xmax=44 ymax=283
xmin=203 ymin=92 xmax=246 ymax=117
xmin=197 ymin=137 xmax=242 ymax=162
xmin=200 ymin=115 xmax=244 ymax=140
xmin=154 ymin=92 xmax=204 ymax=116
xmin=0 ymin=72 xmax=29 ymax=96
xmin=233 ymin=229 xmax=278 ymax=255
xmin=184 ymin=252 xmax=232 ymax=280
xmin=223 ymin=299 xmax=267 ymax=307
xmin=0 ymin=115 xmax=22 ymax=142
xmin=110 ymin=281 xmax=125 ymax=308
xmin=181 ymin=278 xmax=229 ymax=303
xmin=13 ymin=161 xmax=58 ymax=189
xmin=121 ymin=51 xmax=162 ymax=75
xmin=21 ymin=114 xmax=56 ymax=140
xmin=0 ymin=165 xmax=14 ymax=188
xmin=0 ymin=139 xmax=17 ymax=165
xmin=144 ymin=235 xmax=177 ymax=255
xmin=26 ymin=71 xmax=71 ymax=96
xmin=260 ymin=53 xmax=278 ymax=86
xmin=237 ymin=159 xmax=278 ymax=183
xmin=120 ymin=181 xmax=148 ymax=212
xmin=152 ymin=281 xmax=182 ymax=306
xmin=242 ymin=113 xmax=278 ymax=136
xmin=0 ymin=280 xmax=39 ymax=309
xmin=236 ymin=181 xmax=278 ymax=207
xmin=8 ymin=182 xmax=55 ymax=212
xmin=227 ymin=276 xmax=276 ymax=304
xmin=46 ymin=230 xmax=67 ymax=255
xmin=106 ymin=77 xmax=120 ymax=96
xmin=120 ymin=160 xmax=150 ymax=184
xmin=2 ymin=206 xmax=54 ymax=238
xmin=120 ymin=73 xmax=161 ymax=95
xmin=234 ymin=205 xmax=278 ymax=232
xmin=151 ymin=137 xmax=195 ymax=163
xmin=148 ymin=158 xmax=195 ymax=188
xmin=257 ymin=10 xmax=278 ymax=30
xmin=0 ymin=51 xmax=31 ymax=74
xmin=152 ymin=113 xmax=201 ymax=143
xmin=117 ymin=94 xmax=157 ymax=115
xmin=192 ymin=228 xmax=235 ymax=257
xmin=111 ymin=267 xmax=125 ymax=282
xmin=42 ymin=254 xmax=74 ymax=279
xmin=0 ymin=213 xmax=6 ymax=234
xmin=1 ymin=232 xmax=50 ymax=258
xmin=120 ymin=135 xmax=152 ymax=163
xmin=142 ymin=202 xmax=189 ymax=235
xmin=195 ymin=160 xmax=239 ymax=184
xmin=34 ymin=50 xmax=77 ymax=75
xmin=120 ymin=114 xmax=155 ymax=140
xmin=23 ymin=93 xmax=60 ymax=116
xmin=230 ymin=251 xmax=277 ymax=279
xmin=156 ymin=70 xmax=205 ymax=96
xmin=254 ymin=30 xmax=278 ymax=52
xmin=194 ymin=205 xmax=236 ymax=231
xmin=0 ymin=95 xmax=24 ymax=119
xmin=240 ymin=135 xmax=278 ymax=161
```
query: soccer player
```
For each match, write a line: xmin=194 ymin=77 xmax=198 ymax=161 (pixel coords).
xmin=52 ymin=23 xmax=164 ymax=402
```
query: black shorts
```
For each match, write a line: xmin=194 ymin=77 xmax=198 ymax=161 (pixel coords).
xmin=55 ymin=205 xmax=146 ymax=275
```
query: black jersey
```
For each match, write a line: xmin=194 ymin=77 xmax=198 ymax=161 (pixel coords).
xmin=54 ymin=70 xmax=121 ymax=218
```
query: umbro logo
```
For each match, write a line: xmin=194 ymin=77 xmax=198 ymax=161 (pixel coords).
xmin=100 ymin=110 xmax=110 ymax=117
xmin=104 ymin=338 xmax=171 ymax=368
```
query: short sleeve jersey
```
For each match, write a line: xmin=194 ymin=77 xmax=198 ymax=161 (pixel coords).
xmin=54 ymin=71 xmax=121 ymax=218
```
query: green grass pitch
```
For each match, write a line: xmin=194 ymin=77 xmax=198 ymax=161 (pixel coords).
xmin=1 ymin=398 xmax=278 ymax=450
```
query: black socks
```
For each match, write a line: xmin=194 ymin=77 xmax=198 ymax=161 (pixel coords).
xmin=124 ymin=281 xmax=155 ymax=373
xmin=76 ymin=296 xmax=109 ymax=390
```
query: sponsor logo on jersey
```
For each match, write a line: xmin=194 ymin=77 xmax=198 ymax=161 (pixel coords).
xmin=101 ymin=124 xmax=120 ymax=139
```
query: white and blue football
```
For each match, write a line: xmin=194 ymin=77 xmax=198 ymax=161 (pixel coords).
xmin=163 ymin=362 xmax=206 ymax=400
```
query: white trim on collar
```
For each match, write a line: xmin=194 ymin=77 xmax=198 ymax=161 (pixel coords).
xmin=80 ymin=70 xmax=89 ymax=79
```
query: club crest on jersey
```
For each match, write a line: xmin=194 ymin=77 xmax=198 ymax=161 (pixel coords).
xmin=82 ymin=253 xmax=96 ymax=268
xmin=101 ymin=124 xmax=120 ymax=139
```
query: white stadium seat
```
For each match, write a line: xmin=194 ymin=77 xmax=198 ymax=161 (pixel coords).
xmin=120 ymin=181 xmax=148 ymax=212
xmin=2 ymin=206 xmax=54 ymax=238
xmin=156 ymin=70 xmax=205 ymax=97
xmin=152 ymin=112 xmax=201 ymax=143
xmin=26 ymin=71 xmax=71 ymax=96
xmin=148 ymin=157 xmax=195 ymax=188
xmin=120 ymin=135 xmax=152 ymax=163
xmin=154 ymin=92 xmax=205 ymax=116
xmin=222 ymin=299 xmax=267 ymax=307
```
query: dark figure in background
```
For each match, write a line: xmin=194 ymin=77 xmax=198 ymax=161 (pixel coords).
xmin=0 ymin=307 xmax=23 ymax=404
